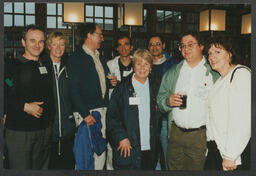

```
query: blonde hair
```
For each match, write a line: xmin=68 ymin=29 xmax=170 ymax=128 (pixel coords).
xmin=46 ymin=31 xmax=68 ymax=52
xmin=132 ymin=49 xmax=153 ymax=66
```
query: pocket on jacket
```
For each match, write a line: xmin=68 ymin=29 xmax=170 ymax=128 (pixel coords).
xmin=113 ymin=148 xmax=134 ymax=167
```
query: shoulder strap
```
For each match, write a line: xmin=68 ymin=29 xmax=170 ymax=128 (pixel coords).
xmin=230 ymin=66 xmax=251 ymax=83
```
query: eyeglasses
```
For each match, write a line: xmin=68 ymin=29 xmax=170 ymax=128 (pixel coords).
xmin=149 ymin=42 xmax=162 ymax=47
xmin=93 ymin=32 xmax=103 ymax=37
xmin=178 ymin=42 xmax=198 ymax=51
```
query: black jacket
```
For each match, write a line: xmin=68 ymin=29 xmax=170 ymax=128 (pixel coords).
xmin=43 ymin=55 xmax=76 ymax=142
xmin=5 ymin=55 xmax=54 ymax=131
xmin=106 ymin=74 xmax=161 ymax=169
xmin=68 ymin=47 xmax=109 ymax=118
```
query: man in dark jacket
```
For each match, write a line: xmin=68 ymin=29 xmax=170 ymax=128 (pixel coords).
xmin=44 ymin=31 xmax=76 ymax=169
xmin=68 ymin=22 xmax=109 ymax=169
xmin=148 ymin=34 xmax=178 ymax=170
xmin=4 ymin=24 xmax=54 ymax=169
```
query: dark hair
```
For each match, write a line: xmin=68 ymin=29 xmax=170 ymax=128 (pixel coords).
xmin=116 ymin=34 xmax=132 ymax=48
xmin=206 ymin=37 xmax=241 ymax=65
xmin=180 ymin=31 xmax=202 ymax=46
xmin=78 ymin=22 xmax=98 ymax=41
xmin=22 ymin=24 xmax=45 ymax=41
xmin=147 ymin=34 xmax=165 ymax=47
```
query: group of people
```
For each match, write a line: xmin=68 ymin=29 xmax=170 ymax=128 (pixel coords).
xmin=4 ymin=22 xmax=251 ymax=171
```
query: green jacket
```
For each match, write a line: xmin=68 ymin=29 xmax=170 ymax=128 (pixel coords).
xmin=157 ymin=59 xmax=220 ymax=139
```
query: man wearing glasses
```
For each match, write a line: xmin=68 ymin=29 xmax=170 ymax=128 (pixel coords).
xmin=68 ymin=22 xmax=109 ymax=169
xmin=147 ymin=34 xmax=178 ymax=170
xmin=157 ymin=32 xmax=219 ymax=170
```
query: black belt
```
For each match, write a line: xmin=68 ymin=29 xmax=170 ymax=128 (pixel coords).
xmin=174 ymin=122 xmax=206 ymax=132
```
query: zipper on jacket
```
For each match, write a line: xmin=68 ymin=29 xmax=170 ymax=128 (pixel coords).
xmin=54 ymin=64 xmax=62 ymax=155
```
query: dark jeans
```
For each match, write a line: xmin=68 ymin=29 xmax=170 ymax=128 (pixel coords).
xmin=49 ymin=136 xmax=75 ymax=170
xmin=141 ymin=150 xmax=153 ymax=170
xmin=5 ymin=126 xmax=52 ymax=169
xmin=205 ymin=140 xmax=250 ymax=170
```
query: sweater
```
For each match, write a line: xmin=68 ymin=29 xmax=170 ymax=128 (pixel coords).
xmin=5 ymin=55 xmax=54 ymax=131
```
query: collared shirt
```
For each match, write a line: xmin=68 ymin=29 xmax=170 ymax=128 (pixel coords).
xmin=153 ymin=54 xmax=167 ymax=65
xmin=172 ymin=57 xmax=213 ymax=129
xmin=132 ymin=74 xmax=150 ymax=151
xmin=82 ymin=44 xmax=106 ymax=98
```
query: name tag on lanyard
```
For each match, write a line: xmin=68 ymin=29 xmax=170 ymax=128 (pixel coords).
xmin=39 ymin=66 xmax=48 ymax=74
xmin=129 ymin=97 xmax=140 ymax=105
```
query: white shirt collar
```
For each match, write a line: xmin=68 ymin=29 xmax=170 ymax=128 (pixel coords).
xmin=82 ymin=44 xmax=99 ymax=57
xmin=153 ymin=54 xmax=166 ymax=65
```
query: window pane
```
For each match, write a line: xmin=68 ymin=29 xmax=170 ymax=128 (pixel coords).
xmin=4 ymin=48 xmax=13 ymax=59
xmin=86 ymin=18 xmax=93 ymax=22
xmin=165 ymin=11 xmax=172 ymax=20
xmin=14 ymin=32 xmax=23 ymax=46
xmin=95 ymin=6 xmax=103 ymax=17
xmin=156 ymin=21 xmax=163 ymax=33
xmin=14 ymin=15 xmax=24 ymax=26
xmin=4 ymin=2 xmax=12 ymax=13
xmin=58 ymin=17 xmax=67 ymax=29
xmin=47 ymin=16 xmax=56 ymax=28
xmin=4 ymin=33 xmax=13 ymax=47
xmin=105 ymin=7 xmax=113 ymax=18
xmin=95 ymin=18 xmax=103 ymax=29
xmin=4 ymin=14 xmax=13 ymax=27
xmin=174 ymin=23 xmax=181 ymax=33
xmin=25 ymin=3 xmax=35 ymax=14
xmin=14 ymin=3 xmax=24 ymax=13
xmin=105 ymin=19 xmax=113 ymax=30
xmin=86 ymin=5 xmax=93 ymax=16
xmin=26 ymin=15 xmax=35 ymax=25
xmin=165 ymin=23 xmax=173 ymax=33
xmin=120 ymin=25 xmax=129 ymax=32
xmin=157 ymin=10 xmax=164 ymax=22
xmin=187 ymin=24 xmax=194 ymax=31
xmin=47 ymin=3 xmax=56 ymax=15
xmin=58 ymin=4 xmax=62 ymax=15
xmin=174 ymin=11 xmax=181 ymax=22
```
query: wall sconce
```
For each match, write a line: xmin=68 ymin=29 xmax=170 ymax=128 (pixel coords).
xmin=63 ymin=3 xmax=84 ymax=52
xmin=123 ymin=3 xmax=143 ymax=38
xmin=199 ymin=9 xmax=226 ymax=37
xmin=241 ymin=13 xmax=251 ymax=34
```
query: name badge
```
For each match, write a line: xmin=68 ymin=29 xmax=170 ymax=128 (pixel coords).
xmin=39 ymin=66 xmax=48 ymax=74
xmin=129 ymin=97 xmax=140 ymax=105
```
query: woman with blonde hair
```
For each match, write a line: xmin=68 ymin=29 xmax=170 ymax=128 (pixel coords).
xmin=106 ymin=49 xmax=161 ymax=169
xmin=44 ymin=31 xmax=76 ymax=169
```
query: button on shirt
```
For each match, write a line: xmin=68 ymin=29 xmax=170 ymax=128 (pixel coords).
xmin=132 ymin=74 xmax=151 ymax=151
xmin=172 ymin=58 xmax=213 ymax=129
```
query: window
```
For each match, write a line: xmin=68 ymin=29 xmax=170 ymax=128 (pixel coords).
xmin=85 ymin=5 xmax=114 ymax=31
xmin=47 ymin=3 xmax=68 ymax=29
xmin=4 ymin=2 xmax=35 ymax=27
xmin=156 ymin=9 xmax=181 ymax=34
xmin=185 ymin=12 xmax=199 ymax=32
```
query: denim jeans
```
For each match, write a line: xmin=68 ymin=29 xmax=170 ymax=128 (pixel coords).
xmin=155 ymin=119 xmax=168 ymax=170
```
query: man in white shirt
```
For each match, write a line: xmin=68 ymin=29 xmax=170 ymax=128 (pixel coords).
xmin=107 ymin=35 xmax=133 ymax=88
xmin=157 ymin=32 xmax=219 ymax=170
xmin=106 ymin=35 xmax=133 ymax=170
